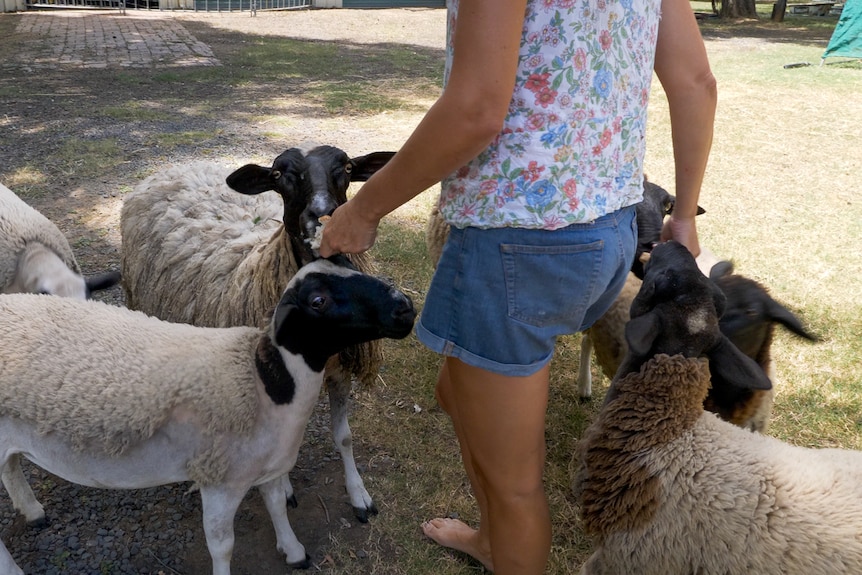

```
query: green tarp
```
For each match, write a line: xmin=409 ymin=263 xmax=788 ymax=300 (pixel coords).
xmin=823 ymin=0 xmax=862 ymax=60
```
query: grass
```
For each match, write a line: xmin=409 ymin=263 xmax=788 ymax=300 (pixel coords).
xmin=150 ymin=36 xmax=442 ymax=115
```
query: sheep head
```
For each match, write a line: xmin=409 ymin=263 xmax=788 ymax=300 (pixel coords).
xmin=610 ymin=241 xmax=771 ymax=402
xmin=224 ymin=146 xmax=395 ymax=265
xmin=709 ymin=260 xmax=819 ymax=359
xmin=631 ymin=178 xmax=706 ymax=279
xmin=271 ymin=256 xmax=416 ymax=373
xmin=7 ymin=243 xmax=121 ymax=300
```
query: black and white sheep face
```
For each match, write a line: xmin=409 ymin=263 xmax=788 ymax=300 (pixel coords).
xmin=621 ymin=241 xmax=772 ymax=393
xmin=224 ymin=145 xmax=395 ymax=263
xmin=272 ymin=258 xmax=416 ymax=372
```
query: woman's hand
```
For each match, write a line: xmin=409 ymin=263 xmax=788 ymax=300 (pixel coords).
xmin=661 ymin=215 xmax=700 ymax=258
xmin=318 ymin=199 xmax=381 ymax=258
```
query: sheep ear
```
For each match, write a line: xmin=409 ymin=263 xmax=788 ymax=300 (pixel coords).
xmin=348 ymin=152 xmax=396 ymax=181
xmin=665 ymin=199 xmax=705 ymax=216
xmin=273 ymin=300 xmax=299 ymax=349
xmin=707 ymin=335 xmax=772 ymax=390
xmin=709 ymin=260 xmax=734 ymax=280
xmin=225 ymin=164 xmax=277 ymax=195
xmin=85 ymin=271 xmax=121 ymax=296
xmin=625 ymin=312 xmax=661 ymax=357
xmin=765 ymin=298 xmax=819 ymax=342
xmin=710 ymin=278 xmax=727 ymax=319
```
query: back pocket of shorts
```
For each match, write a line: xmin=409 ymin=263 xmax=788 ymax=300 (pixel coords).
xmin=501 ymin=241 xmax=604 ymax=328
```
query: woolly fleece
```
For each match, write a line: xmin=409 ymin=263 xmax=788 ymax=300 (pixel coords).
xmin=0 ymin=183 xmax=81 ymax=290
xmin=120 ymin=162 xmax=379 ymax=383
xmin=0 ymin=294 xmax=260 ymax=484
xmin=576 ymin=354 xmax=862 ymax=575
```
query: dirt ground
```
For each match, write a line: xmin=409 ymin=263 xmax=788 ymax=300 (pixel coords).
xmin=0 ymin=7 xmax=444 ymax=575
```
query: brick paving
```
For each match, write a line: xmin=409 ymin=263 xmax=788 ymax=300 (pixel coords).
xmin=13 ymin=10 xmax=221 ymax=68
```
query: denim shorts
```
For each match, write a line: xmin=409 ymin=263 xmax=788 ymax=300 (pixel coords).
xmin=416 ymin=205 xmax=637 ymax=377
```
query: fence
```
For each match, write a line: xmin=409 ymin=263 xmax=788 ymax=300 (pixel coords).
xmin=17 ymin=0 xmax=311 ymax=12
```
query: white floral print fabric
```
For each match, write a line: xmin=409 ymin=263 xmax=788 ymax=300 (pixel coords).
xmin=440 ymin=0 xmax=662 ymax=229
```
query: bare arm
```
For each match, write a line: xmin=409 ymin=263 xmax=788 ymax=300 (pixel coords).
xmin=654 ymin=0 xmax=718 ymax=257
xmin=318 ymin=0 xmax=528 ymax=257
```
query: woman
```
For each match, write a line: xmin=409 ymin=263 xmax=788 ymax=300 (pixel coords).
xmin=319 ymin=0 xmax=717 ymax=572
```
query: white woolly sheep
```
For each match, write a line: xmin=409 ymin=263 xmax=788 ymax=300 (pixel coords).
xmin=574 ymin=241 xmax=862 ymax=575
xmin=0 ymin=257 xmax=416 ymax=575
xmin=1 ymin=182 xmax=120 ymax=299
xmin=120 ymin=145 xmax=395 ymax=521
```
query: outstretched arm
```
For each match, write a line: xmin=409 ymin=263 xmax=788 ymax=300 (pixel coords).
xmin=654 ymin=0 xmax=718 ymax=257
xmin=318 ymin=0 xmax=529 ymax=257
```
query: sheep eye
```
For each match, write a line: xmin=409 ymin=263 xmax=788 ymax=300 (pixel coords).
xmin=344 ymin=163 xmax=353 ymax=175
xmin=271 ymin=170 xmax=282 ymax=180
xmin=310 ymin=296 xmax=327 ymax=310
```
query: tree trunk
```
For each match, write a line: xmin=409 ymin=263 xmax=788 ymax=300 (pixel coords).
xmin=719 ymin=0 xmax=759 ymax=18
xmin=772 ymin=0 xmax=787 ymax=22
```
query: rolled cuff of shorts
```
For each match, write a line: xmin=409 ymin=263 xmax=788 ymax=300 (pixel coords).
xmin=415 ymin=318 xmax=553 ymax=377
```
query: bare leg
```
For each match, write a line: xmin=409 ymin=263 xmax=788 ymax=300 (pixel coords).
xmin=423 ymin=358 xmax=551 ymax=575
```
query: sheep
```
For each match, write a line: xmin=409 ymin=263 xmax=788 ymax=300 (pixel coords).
xmin=0 ymin=257 xmax=417 ymax=575
xmin=120 ymin=145 xmax=395 ymax=521
xmin=704 ymin=260 xmax=818 ymax=429
xmin=574 ymin=240 xmax=862 ymax=575
xmin=576 ymin=248 xmax=720 ymax=402
xmin=1 ymin=182 xmax=120 ymax=300
xmin=577 ymin=250 xmax=817 ymax=432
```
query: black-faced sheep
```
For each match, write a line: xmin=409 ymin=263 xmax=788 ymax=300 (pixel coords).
xmin=575 ymin=177 xmax=709 ymax=401
xmin=120 ymin=145 xmax=395 ymax=521
xmin=577 ymin=250 xmax=817 ymax=432
xmin=0 ymin=257 xmax=416 ymax=575
xmin=703 ymin=260 xmax=818 ymax=429
xmin=574 ymin=240 xmax=862 ymax=575
xmin=1 ymin=182 xmax=120 ymax=300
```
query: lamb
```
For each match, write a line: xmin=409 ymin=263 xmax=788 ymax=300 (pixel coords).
xmin=1 ymin=182 xmax=120 ymax=299
xmin=0 ymin=257 xmax=416 ymax=575
xmin=574 ymin=240 xmax=862 ymax=575
xmin=120 ymin=145 xmax=395 ymax=521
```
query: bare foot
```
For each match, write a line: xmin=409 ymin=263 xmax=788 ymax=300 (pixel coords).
xmin=421 ymin=517 xmax=494 ymax=572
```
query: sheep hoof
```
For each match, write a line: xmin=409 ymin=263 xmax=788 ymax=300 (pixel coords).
xmin=353 ymin=502 xmax=378 ymax=523
xmin=286 ymin=494 xmax=298 ymax=509
xmin=578 ymin=394 xmax=593 ymax=405
xmin=27 ymin=516 xmax=48 ymax=529
xmin=288 ymin=553 xmax=312 ymax=570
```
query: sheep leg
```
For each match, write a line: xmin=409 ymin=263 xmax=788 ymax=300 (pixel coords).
xmin=1 ymin=453 xmax=46 ymax=526
xmin=0 ymin=541 xmax=24 ymax=575
xmin=326 ymin=367 xmax=377 ymax=522
xmin=199 ymin=485 xmax=246 ymax=575
xmin=259 ymin=475 xmax=310 ymax=568
xmin=578 ymin=333 xmax=594 ymax=400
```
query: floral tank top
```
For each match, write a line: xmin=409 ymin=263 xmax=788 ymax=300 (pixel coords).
xmin=439 ymin=0 xmax=662 ymax=229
